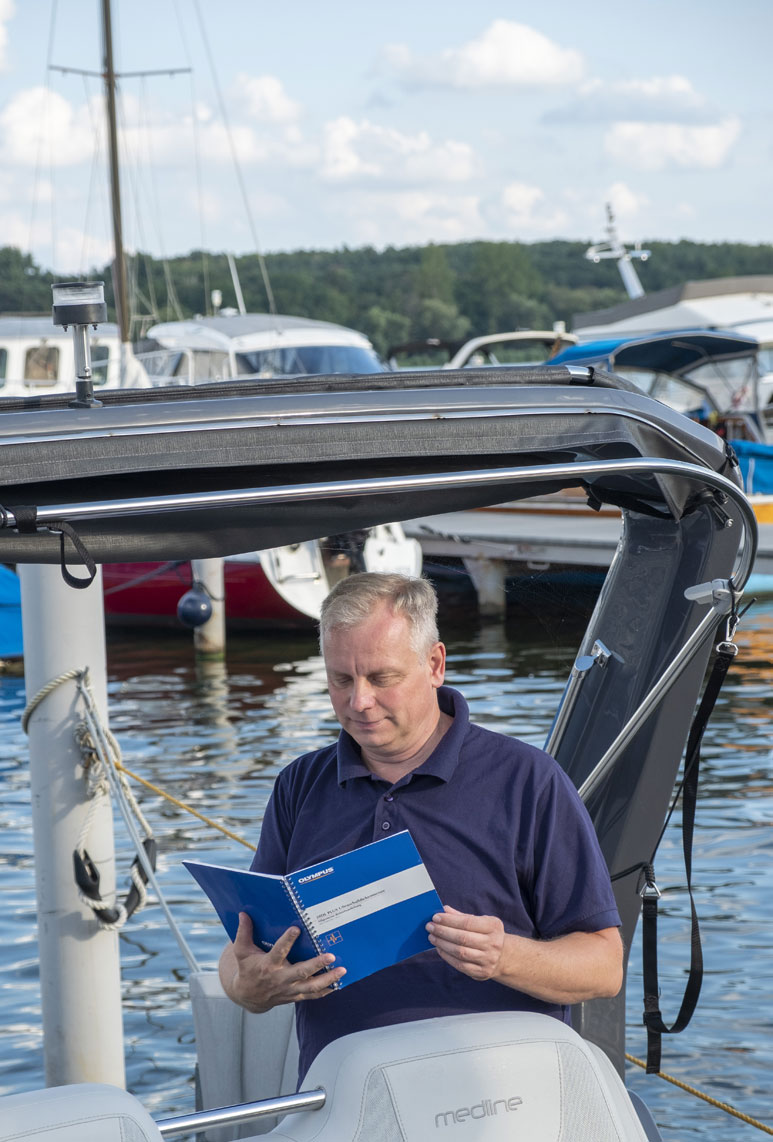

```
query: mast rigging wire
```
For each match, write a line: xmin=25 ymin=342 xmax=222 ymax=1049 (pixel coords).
xmin=173 ymin=0 xmax=212 ymax=315
xmin=192 ymin=0 xmax=278 ymax=317
xmin=29 ymin=0 xmax=59 ymax=271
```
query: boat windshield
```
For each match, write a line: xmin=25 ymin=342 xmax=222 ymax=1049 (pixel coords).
xmin=682 ymin=354 xmax=758 ymax=412
xmin=612 ymin=367 xmax=712 ymax=416
xmin=235 ymin=344 xmax=385 ymax=377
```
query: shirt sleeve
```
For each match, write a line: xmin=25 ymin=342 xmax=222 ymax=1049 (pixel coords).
xmin=249 ymin=771 xmax=293 ymax=875
xmin=529 ymin=762 xmax=621 ymax=938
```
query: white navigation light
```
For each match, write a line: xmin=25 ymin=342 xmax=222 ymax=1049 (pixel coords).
xmin=51 ymin=280 xmax=108 ymax=330
xmin=51 ymin=281 xmax=108 ymax=407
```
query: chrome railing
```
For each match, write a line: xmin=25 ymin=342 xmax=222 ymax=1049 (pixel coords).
xmin=156 ymin=1088 xmax=326 ymax=1137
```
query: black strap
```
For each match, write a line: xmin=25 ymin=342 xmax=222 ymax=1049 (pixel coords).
xmin=641 ymin=635 xmax=737 ymax=1072
xmin=47 ymin=520 xmax=98 ymax=589
xmin=8 ymin=506 xmax=97 ymax=590
xmin=13 ymin=505 xmax=39 ymax=532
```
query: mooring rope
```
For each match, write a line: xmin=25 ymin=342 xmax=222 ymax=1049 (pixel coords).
xmin=20 ymin=666 xmax=83 ymax=733
xmin=626 ymin=1053 xmax=773 ymax=1135
xmin=110 ymin=761 xmax=256 ymax=851
xmin=21 ymin=666 xmax=200 ymax=971
xmin=74 ymin=672 xmax=201 ymax=971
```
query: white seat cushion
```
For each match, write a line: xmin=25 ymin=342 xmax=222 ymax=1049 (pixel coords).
xmin=262 ymin=1011 xmax=651 ymax=1142
xmin=0 ymin=1082 xmax=163 ymax=1142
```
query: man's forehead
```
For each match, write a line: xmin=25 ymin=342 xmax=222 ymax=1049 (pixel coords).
xmin=323 ymin=609 xmax=416 ymax=664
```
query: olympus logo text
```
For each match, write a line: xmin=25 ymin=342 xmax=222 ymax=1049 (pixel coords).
xmin=297 ymin=867 xmax=333 ymax=884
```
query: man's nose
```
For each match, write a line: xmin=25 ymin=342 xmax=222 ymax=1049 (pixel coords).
xmin=350 ymin=679 xmax=375 ymax=710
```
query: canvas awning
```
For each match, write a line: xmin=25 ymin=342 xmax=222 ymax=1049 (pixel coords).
xmin=0 ymin=366 xmax=743 ymax=567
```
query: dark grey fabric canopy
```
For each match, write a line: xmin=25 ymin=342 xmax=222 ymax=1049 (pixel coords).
xmin=0 ymin=365 xmax=739 ymax=565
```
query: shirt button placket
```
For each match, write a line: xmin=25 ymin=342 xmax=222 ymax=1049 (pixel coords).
xmin=378 ymin=792 xmax=395 ymax=837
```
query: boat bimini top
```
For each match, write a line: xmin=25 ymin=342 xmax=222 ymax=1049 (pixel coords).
xmin=0 ymin=363 xmax=757 ymax=1078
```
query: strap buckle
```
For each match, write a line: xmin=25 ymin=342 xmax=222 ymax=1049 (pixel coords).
xmin=640 ymin=863 xmax=661 ymax=899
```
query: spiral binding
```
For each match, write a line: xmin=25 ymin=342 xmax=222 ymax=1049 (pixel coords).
xmin=283 ymin=874 xmax=344 ymax=985
xmin=283 ymin=872 xmax=331 ymax=954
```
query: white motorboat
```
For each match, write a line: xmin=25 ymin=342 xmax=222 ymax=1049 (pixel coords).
xmin=137 ymin=312 xmax=386 ymax=385
xmin=0 ymin=315 xmax=151 ymax=399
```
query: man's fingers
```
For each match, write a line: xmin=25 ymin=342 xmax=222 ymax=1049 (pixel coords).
xmin=428 ymin=908 xmax=497 ymax=934
xmin=294 ymin=963 xmax=347 ymax=999
xmin=232 ymin=912 xmax=256 ymax=952
xmin=230 ymin=912 xmax=346 ymax=1002
xmin=266 ymin=925 xmax=302 ymax=961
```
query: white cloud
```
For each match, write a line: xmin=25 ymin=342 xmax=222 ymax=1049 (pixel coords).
xmin=605 ymin=182 xmax=650 ymax=222
xmin=0 ymin=82 xmax=313 ymax=178
xmin=604 ymin=117 xmax=741 ymax=171
xmin=320 ymin=117 xmax=475 ymax=183
xmin=233 ymin=74 xmax=301 ymax=124
xmin=53 ymin=226 xmax=115 ymax=273
xmin=500 ymin=182 xmax=569 ymax=234
xmin=548 ymin=74 xmax=711 ymax=124
xmin=343 ymin=189 xmax=484 ymax=246
xmin=385 ymin=20 xmax=584 ymax=89
xmin=0 ymin=0 xmax=14 ymax=71
xmin=0 ymin=205 xmax=112 ymax=273
xmin=0 ymin=86 xmax=96 ymax=166
xmin=618 ymin=76 xmax=702 ymax=104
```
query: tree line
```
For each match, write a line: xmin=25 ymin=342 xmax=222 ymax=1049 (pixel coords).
xmin=0 ymin=238 xmax=771 ymax=359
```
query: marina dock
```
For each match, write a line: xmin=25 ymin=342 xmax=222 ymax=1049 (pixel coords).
xmin=403 ymin=509 xmax=773 ymax=613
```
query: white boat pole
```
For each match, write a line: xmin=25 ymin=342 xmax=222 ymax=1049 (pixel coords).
xmin=190 ymin=558 xmax=226 ymax=660
xmin=19 ymin=563 xmax=125 ymax=1088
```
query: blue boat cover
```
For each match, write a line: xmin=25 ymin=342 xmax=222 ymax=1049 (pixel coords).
xmin=730 ymin=438 xmax=773 ymax=495
xmin=0 ymin=564 xmax=22 ymax=658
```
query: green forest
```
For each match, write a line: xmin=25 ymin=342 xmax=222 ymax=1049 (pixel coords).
xmin=1 ymin=237 xmax=772 ymax=358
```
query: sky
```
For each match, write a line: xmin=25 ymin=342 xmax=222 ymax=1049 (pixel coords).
xmin=0 ymin=0 xmax=770 ymax=276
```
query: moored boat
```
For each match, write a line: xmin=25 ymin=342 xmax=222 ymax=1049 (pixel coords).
xmin=550 ymin=329 xmax=773 ymax=527
xmin=0 ymin=315 xmax=151 ymax=398
xmin=102 ymin=524 xmax=421 ymax=628
xmin=137 ymin=312 xmax=386 ymax=384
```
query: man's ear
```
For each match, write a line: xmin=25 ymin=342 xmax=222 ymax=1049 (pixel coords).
xmin=429 ymin=641 xmax=446 ymax=687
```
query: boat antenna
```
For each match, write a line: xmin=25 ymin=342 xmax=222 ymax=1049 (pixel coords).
xmin=585 ymin=203 xmax=650 ymax=300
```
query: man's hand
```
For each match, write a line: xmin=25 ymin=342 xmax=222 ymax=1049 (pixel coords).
xmin=427 ymin=905 xmax=623 ymax=1003
xmin=219 ymin=912 xmax=346 ymax=1013
xmin=426 ymin=905 xmax=505 ymax=980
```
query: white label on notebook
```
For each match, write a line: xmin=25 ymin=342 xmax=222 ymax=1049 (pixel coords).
xmin=303 ymin=864 xmax=435 ymax=933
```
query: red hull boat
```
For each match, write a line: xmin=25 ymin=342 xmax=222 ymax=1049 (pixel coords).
xmin=102 ymin=526 xmax=422 ymax=630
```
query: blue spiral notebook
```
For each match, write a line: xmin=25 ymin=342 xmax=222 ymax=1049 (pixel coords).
xmin=184 ymin=829 xmax=442 ymax=989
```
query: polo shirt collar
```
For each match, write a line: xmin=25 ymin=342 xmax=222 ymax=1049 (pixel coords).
xmin=337 ymin=685 xmax=469 ymax=786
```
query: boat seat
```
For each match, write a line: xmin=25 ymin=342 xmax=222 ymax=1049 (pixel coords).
xmin=190 ymin=970 xmax=299 ymax=1139
xmin=260 ymin=1010 xmax=652 ymax=1141
xmin=0 ymin=1081 xmax=163 ymax=1142
xmin=191 ymin=974 xmax=654 ymax=1141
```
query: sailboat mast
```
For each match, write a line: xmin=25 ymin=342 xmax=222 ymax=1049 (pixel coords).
xmin=101 ymin=0 xmax=130 ymax=343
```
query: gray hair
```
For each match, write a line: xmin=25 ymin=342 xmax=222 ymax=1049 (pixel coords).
xmin=319 ymin=572 xmax=439 ymax=657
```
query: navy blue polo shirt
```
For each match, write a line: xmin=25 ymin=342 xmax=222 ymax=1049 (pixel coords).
xmin=251 ymin=686 xmax=620 ymax=1082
